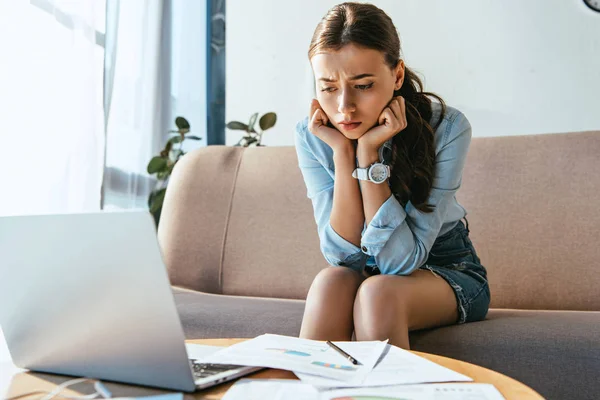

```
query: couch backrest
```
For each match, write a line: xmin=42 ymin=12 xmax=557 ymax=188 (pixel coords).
xmin=158 ymin=131 xmax=600 ymax=311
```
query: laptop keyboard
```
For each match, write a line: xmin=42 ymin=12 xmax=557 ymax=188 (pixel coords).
xmin=190 ymin=359 xmax=244 ymax=379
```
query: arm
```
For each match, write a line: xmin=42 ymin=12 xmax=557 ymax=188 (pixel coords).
xmin=330 ymin=144 xmax=364 ymax=247
xmin=356 ymin=144 xmax=391 ymax=227
xmin=358 ymin=111 xmax=473 ymax=275
xmin=294 ymin=119 xmax=367 ymax=271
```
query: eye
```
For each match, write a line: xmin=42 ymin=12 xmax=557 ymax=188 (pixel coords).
xmin=320 ymin=87 xmax=336 ymax=93
xmin=355 ymin=83 xmax=374 ymax=91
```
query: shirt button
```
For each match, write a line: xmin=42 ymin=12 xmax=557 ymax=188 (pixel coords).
xmin=361 ymin=246 xmax=368 ymax=252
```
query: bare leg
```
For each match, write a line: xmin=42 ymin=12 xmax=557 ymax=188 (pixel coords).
xmin=300 ymin=267 xmax=365 ymax=341
xmin=353 ymin=269 xmax=459 ymax=349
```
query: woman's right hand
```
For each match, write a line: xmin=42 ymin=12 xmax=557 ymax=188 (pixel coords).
xmin=308 ymin=99 xmax=353 ymax=154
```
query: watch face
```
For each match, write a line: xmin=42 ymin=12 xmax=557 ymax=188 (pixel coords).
xmin=369 ymin=164 xmax=388 ymax=183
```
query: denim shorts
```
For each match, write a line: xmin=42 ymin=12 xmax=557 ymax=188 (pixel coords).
xmin=418 ymin=218 xmax=491 ymax=324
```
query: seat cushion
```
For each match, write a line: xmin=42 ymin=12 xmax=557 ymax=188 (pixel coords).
xmin=173 ymin=287 xmax=305 ymax=339
xmin=410 ymin=309 xmax=600 ymax=400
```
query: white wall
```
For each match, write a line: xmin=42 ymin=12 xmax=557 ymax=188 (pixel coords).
xmin=226 ymin=0 xmax=600 ymax=146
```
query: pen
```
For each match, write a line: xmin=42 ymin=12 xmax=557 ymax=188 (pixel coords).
xmin=326 ymin=340 xmax=362 ymax=365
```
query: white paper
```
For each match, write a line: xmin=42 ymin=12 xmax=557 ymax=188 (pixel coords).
xmin=221 ymin=381 xmax=504 ymax=400
xmin=323 ymin=383 xmax=506 ymax=399
xmin=222 ymin=379 xmax=319 ymax=400
xmin=296 ymin=343 xmax=472 ymax=388
xmin=184 ymin=343 xmax=225 ymax=361
xmin=108 ymin=395 xmax=184 ymax=400
xmin=200 ymin=334 xmax=387 ymax=383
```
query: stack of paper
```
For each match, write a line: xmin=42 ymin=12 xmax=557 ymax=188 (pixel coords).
xmin=200 ymin=334 xmax=388 ymax=384
xmin=197 ymin=334 xmax=506 ymax=399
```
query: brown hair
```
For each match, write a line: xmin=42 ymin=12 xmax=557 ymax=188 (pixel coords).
xmin=308 ymin=2 xmax=446 ymax=212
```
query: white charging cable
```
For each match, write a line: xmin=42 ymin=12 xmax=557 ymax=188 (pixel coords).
xmin=3 ymin=377 xmax=112 ymax=400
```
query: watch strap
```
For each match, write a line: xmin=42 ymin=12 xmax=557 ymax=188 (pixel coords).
xmin=352 ymin=167 xmax=369 ymax=180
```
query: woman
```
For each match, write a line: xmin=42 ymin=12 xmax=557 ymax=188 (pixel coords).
xmin=294 ymin=2 xmax=490 ymax=349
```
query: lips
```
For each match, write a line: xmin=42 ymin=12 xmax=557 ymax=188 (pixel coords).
xmin=338 ymin=121 xmax=362 ymax=131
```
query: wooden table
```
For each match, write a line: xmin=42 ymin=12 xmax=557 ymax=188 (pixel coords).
xmin=3 ymin=339 xmax=544 ymax=400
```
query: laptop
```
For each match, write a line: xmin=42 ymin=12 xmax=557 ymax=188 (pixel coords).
xmin=0 ymin=211 xmax=261 ymax=392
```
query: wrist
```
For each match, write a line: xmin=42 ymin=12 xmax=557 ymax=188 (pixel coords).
xmin=333 ymin=141 xmax=356 ymax=160
xmin=356 ymin=143 xmax=380 ymax=168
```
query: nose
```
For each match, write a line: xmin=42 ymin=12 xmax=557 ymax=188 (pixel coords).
xmin=337 ymin=90 xmax=356 ymax=116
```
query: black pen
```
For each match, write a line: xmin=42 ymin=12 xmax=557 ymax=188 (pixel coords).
xmin=326 ymin=340 xmax=362 ymax=365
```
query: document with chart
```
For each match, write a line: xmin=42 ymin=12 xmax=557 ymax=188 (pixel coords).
xmin=200 ymin=334 xmax=387 ymax=383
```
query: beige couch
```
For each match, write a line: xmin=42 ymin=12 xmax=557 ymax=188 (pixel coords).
xmin=158 ymin=130 xmax=600 ymax=400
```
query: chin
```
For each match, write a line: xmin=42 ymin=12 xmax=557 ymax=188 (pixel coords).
xmin=341 ymin=132 xmax=362 ymax=140
xmin=337 ymin=126 xmax=369 ymax=141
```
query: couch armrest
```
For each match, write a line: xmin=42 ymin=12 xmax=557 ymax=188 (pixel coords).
xmin=157 ymin=146 xmax=244 ymax=294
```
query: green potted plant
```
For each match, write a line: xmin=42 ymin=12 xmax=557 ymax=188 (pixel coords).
xmin=227 ymin=112 xmax=277 ymax=146
xmin=147 ymin=116 xmax=200 ymax=227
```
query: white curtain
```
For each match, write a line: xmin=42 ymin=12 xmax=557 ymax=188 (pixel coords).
xmin=102 ymin=0 xmax=207 ymax=211
xmin=0 ymin=0 xmax=106 ymax=217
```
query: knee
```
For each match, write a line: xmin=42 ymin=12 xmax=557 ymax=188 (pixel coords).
xmin=309 ymin=267 xmax=363 ymax=296
xmin=355 ymin=275 xmax=401 ymax=307
xmin=353 ymin=275 xmax=409 ymax=339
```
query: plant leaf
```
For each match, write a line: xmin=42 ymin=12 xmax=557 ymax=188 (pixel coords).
xmin=175 ymin=116 xmax=190 ymax=130
xmin=149 ymin=188 xmax=167 ymax=214
xmin=259 ymin=112 xmax=277 ymax=131
xmin=248 ymin=113 xmax=259 ymax=131
xmin=226 ymin=121 xmax=249 ymax=131
xmin=147 ymin=156 xmax=168 ymax=174
xmin=169 ymin=136 xmax=183 ymax=144
xmin=156 ymin=171 xmax=168 ymax=180
xmin=185 ymin=135 xmax=202 ymax=140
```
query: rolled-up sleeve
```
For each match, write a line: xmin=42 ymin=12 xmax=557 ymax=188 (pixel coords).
xmin=294 ymin=119 xmax=367 ymax=271
xmin=360 ymin=111 xmax=472 ymax=275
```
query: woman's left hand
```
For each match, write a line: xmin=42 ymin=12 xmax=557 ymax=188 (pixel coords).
xmin=358 ymin=96 xmax=407 ymax=151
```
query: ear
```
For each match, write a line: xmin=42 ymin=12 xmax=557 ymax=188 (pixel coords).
xmin=394 ymin=60 xmax=405 ymax=91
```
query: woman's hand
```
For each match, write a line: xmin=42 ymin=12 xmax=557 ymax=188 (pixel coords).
xmin=358 ymin=96 xmax=407 ymax=151
xmin=308 ymin=99 xmax=353 ymax=154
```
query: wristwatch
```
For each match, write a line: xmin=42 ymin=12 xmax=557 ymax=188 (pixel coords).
xmin=352 ymin=162 xmax=391 ymax=184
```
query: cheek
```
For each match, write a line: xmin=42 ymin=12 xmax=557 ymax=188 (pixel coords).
xmin=316 ymin=94 xmax=337 ymax=115
xmin=365 ymin=92 xmax=392 ymax=119
xmin=359 ymin=92 xmax=388 ymax=120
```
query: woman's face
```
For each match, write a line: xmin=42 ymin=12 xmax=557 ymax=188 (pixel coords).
xmin=310 ymin=43 xmax=404 ymax=140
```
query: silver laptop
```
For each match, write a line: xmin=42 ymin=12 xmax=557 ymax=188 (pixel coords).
xmin=0 ymin=211 xmax=261 ymax=392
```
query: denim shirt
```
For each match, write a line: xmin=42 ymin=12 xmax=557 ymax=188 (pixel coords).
xmin=294 ymin=103 xmax=472 ymax=275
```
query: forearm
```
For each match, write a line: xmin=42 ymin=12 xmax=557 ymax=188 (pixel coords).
xmin=330 ymin=144 xmax=364 ymax=247
xmin=357 ymin=143 xmax=392 ymax=226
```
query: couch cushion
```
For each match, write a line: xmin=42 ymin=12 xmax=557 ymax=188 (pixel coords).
xmin=173 ymin=287 xmax=305 ymax=339
xmin=411 ymin=309 xmax=600 ymax=400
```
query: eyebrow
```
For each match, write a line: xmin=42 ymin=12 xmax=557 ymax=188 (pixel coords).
xmin=318 ymin=73 xmax=375 ymax=83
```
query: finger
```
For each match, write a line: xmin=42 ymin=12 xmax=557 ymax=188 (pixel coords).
xmin=308 ymin=109 xmax=321 ymax=134
xmin=389 ymin=98 xmax=402 ymax=120
xmin=397 ymin=97 xmax=408 ymax=130
xmin=385 ymin=108 xmax=397 ymax=127
xmin=379 ymin=107 xmax=391 ymax=126
xmin=317 ymin=107 xmax=329 ymax=125
xmin=309 ymin=99 xmax=318 ymax=120
xmin=398 ymin=96 xmax=407 ymax=121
